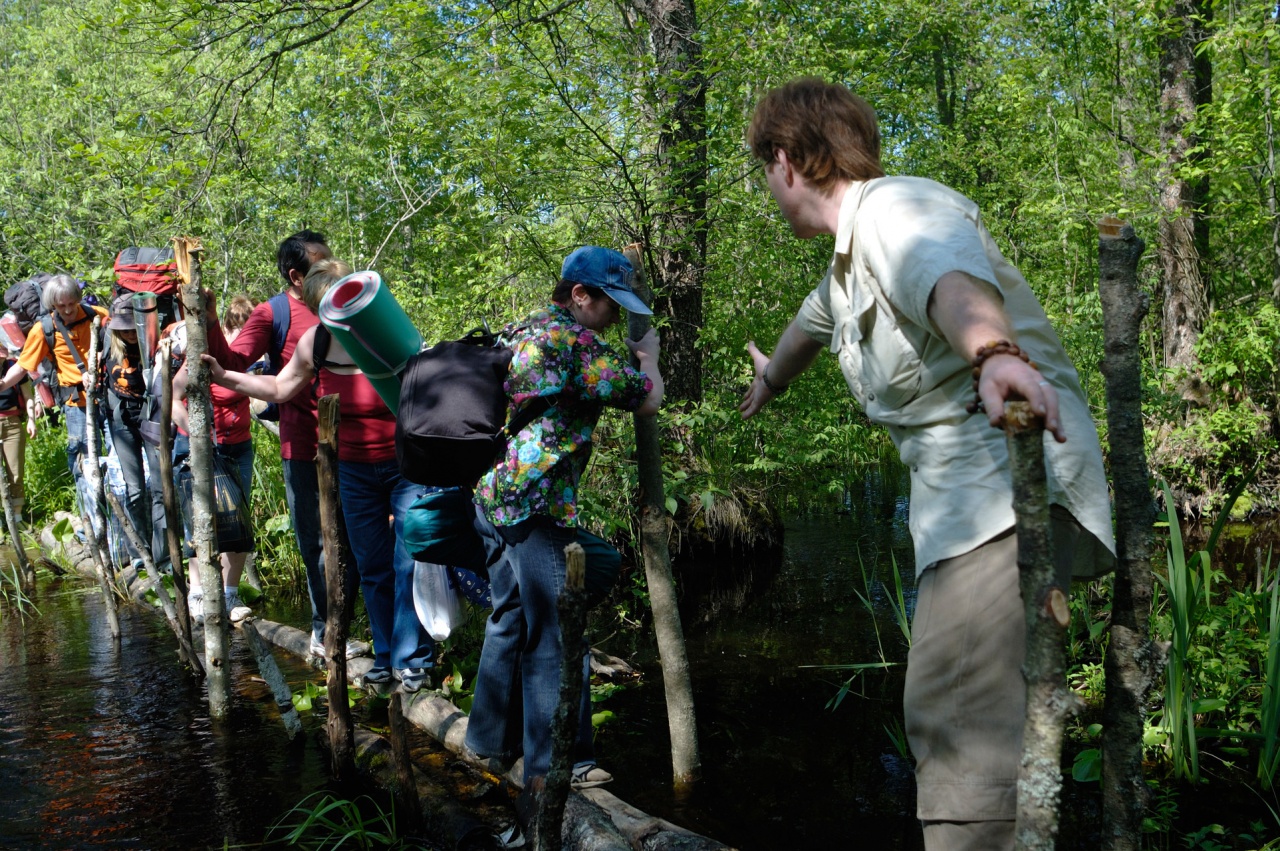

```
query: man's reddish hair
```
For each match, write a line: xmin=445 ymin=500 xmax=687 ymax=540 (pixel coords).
xmin=747 ymin=78 xmax=885 ymax=189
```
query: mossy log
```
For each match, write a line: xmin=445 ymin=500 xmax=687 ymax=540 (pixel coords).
xmin=252 ymin=618 xmax=731 ymax=849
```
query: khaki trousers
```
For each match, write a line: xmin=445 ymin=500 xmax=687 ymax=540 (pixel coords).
xmin=0 ymin=414 xmax=25 ymax=510
xmin=905 ymin=508 xmax=1107 ymax=851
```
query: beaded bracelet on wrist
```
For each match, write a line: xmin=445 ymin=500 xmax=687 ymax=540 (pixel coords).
xmin=762 ymin=367 xmax=789 ymax=396
xmin=965 ymin=339 xmax=1038 ymax=414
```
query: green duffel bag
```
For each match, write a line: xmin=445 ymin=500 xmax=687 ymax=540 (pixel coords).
xmin=402 ymin=487 xmax=489 ymax=575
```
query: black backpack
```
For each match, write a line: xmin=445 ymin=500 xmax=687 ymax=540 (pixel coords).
xmin=3 ymin=275 xmax=50 ymax=332
xmin=395 ymin=327 xmax=557 ymax=487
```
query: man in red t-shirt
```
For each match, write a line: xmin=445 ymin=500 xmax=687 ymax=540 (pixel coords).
xmin=205 ymin=230 xmax=352 ymax=657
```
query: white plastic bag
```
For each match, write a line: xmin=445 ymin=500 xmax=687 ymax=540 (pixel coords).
xmin=413 ymin=560 xmax=464 ymax=641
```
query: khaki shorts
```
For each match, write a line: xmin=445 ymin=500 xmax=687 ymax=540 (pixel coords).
xmin=905 ymin=507 xmax=1108 ymax=825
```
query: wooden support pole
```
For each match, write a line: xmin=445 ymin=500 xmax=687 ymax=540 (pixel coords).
xmin=532 ymin=542 xmax=589 ymax=851
xmin=621 ymin=244 xmax=701 ymax=792
xmin=82 ymin=316 xmax=120 ymax=639
xmin=1097 ymin=217 xmax=1160 ymax=851
xmin=240 ymin=619 xmax=303 ymax=739
xmin=1004 ymin=400 xmax=1080 ymax=851
xmin=157 ymin=338 xmax=196 ymax=649
xmin=388 ymin=692 xmax=422 ymax=835
xmin=107 ymin=489 xmax=203 ymax=674
xmin=316 ymin=393 xmax=355 ymax=779
xmin=0 ymin=452 xmax=33 ymax=587
xmin=176 ymin=235 xmax=231 ymax=717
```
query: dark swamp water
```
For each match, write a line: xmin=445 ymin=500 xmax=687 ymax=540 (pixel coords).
xmin=3 ymin=465 xmax=1279 ymax=849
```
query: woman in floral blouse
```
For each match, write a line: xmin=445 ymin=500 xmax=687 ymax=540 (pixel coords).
xmin=466 ymin=246 xmax=664 ymax=793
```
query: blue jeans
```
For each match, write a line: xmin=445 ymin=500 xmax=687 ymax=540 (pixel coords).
xmin=283 ymin=458 xmax=332 ymax=642
xmin=338 ymin=458 xmax=432 ymax=671
xmin=464 ymin=510 xmax=621 ymax=782
xmin=108 ymin=398 xmax=167 ymax=565
xmin=62 ymin=403 xmax=87 ymax=488
xmin=218 ymin=439 xmax=253 ymax=500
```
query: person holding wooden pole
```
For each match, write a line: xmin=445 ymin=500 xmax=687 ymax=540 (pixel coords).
xmin=204 ymin=260 xmax=431 ymax=691
xmin=740 ymin=78 xmax=1115 ymax=851
xmin=203 ymin=231 xmax=337 ymax=659
xmin=463 ymin=246 xmax=663 ymax=794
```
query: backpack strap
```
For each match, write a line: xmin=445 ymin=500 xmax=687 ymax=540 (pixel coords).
xmin=312 ymin=324 xmax=336 ymax=374
xmin=267 ymin=292 xmax=292 ymax=374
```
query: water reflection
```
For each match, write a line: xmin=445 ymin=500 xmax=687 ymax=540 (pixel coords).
xmin=0 ymin=578 xmax=327 ymax=849
xmin=600 ymin=465 xmax=924 ymax=850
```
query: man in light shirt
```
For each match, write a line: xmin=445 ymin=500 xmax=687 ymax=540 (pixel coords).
xmin=740 ymin=78 xmax=1114 ymax=851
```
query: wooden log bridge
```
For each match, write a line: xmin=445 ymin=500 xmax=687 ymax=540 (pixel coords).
xmin=37 ymin=524 xmax=733 ymax=850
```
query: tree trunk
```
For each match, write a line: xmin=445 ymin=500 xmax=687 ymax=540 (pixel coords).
xmin=316 ymin=394 xmax=355 ymax=779
xmin=1098 ymin=218 xmax=1162 ymax=851
xmin=107 ymin=489 xmax=203 ymax=672
xmin=622 ymin=245 xmax=701 ymax=791
xmin=159 ymin=337 xmax=197 ymax=654
xmin=240 ymin=619 xmax=303 ymax=738
xmin=627 ymin=0 xmax=706 ymax=404
xmin=177 ymin=236 xmax=231 ymax=718
xmin=1004 ymin=401 xmax=1079 ymax=851
xmin=1158 ymin=0 xmax=1212 ymax=371
xmin=82 ymin=316 xmax=120 ymax=639
xmin=1265 ymin=9 xmax=1280 ymax=303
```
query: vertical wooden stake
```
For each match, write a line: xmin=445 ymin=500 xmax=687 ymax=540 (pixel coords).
xmin=158 ymin=338 xmax=196 ymax=653
xmin=532 ymin=542 xmax=588 ymax=851
xmin=82 ymin=316 xmax=120 ymax=639
xmin=177 ymin=235 xmax=231 ymax=718
xmin=106 ymin=489 xmax=202 ymax=672
xmin=317 ymin=393 xmax=355 ymax=778
xmin=241 ymin=619 xmax=303 ymax=739
xmin=621 ymin=243 xmax=701 ymax=793
xmin=1004 ymin=401 xmax=1080 ymax=851
xmin=388 ymin=692 xmax=422 ymax=834
xmin=1098 ymin=217 xmax=1160 ymax=851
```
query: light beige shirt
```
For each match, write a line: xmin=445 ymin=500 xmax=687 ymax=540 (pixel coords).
xmin=795 ymin=176 xmax=1114 ymax=574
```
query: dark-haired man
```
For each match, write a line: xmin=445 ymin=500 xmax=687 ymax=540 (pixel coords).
xmin=740 ymin=78 xmax=1115 ymax=850
xmin=205 ymin=230 xmax=353 ymax=658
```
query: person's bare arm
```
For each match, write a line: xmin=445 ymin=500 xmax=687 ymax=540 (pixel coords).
xmin=202 ymin=326 xmax=316 ymax=404
xmin=624 ymin=329 xmax=665 ymax=417
xmin=0 ymin=361 xmax=26 ymax=393
xmin=927 ymin=270 xmax=1064 ymax=441
xmin=739 ymin=321 xmax=825 ymax=419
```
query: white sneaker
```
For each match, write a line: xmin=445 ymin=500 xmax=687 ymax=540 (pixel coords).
xmin=187 ymin=593 xmax=204 ymax=625
xmin=309 ymin=635 xmax=326 ymax=659
xmin=225 ymin=591 xmax=252 ymax=622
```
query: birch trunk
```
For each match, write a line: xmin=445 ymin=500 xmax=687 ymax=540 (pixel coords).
xmin=1098 ymin=218 xmax=1161 ymax=851
xmin=107 ymin=489 xmax=202 ymax=671
xmin=159 ymin=338 xmax=197 ymax=655
xmin=176 ymin=236 xmax=231 ymax=717
xmin=316 ymin=394 xmax=355 ymax=778
xmin=622 ymin=244 xmax=701 ymax=791
xmin=240 ymin=619 xmax=303 ymax=739
xmin=1004 ymin=401 xmax=1079 ymax=851
xmin=82 ymin=316 xmax=120 ymax=639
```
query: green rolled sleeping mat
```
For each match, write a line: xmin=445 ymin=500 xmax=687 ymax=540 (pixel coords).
xmin=318 ymin=271 xmax=423 ymax=413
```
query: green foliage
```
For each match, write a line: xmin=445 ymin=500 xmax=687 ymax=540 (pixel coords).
xmin=0 ymin=563 xmax=37 ymax=618
xmin=265 ymin=792 xmax=401 ymax=850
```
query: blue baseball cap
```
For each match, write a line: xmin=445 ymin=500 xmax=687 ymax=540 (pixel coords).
xmin=560 ymin=246 xmax=652 ymax=316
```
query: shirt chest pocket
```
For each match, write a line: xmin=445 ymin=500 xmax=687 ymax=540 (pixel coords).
xmin=840 ymin=292 xmax=923 ymax=413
